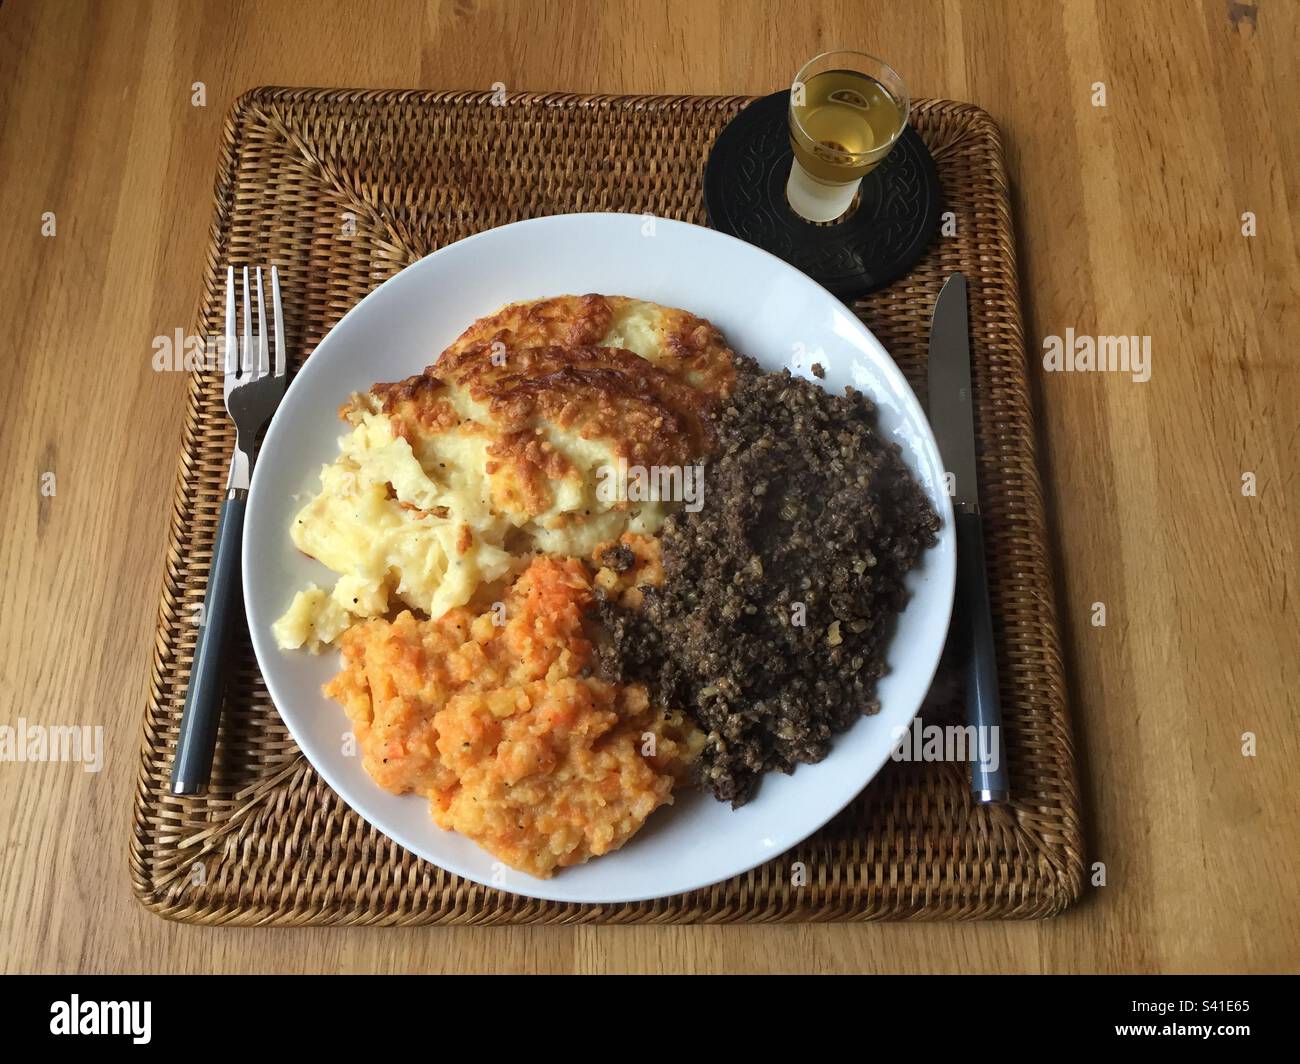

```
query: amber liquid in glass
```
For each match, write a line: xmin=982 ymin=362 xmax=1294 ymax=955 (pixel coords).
xmin=790 ymin=70 xmax=904 ymax=182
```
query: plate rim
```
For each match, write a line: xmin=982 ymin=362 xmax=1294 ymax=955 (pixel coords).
xmin=243 ymin=211 xmax=956 ymax=904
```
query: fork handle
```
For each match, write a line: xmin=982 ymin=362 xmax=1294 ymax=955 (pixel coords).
xmin=170 ymin=489 xmax=246 ymax=796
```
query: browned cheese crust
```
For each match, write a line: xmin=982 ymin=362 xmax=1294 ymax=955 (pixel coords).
xmin=442 ymin=293 xmax=736 ymax=397
xmin=343 ymin=295 xmax=737 ymax=520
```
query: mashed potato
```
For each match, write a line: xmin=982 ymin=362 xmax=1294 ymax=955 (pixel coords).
xmin=323 ymin=555 xmax=701 ymax=877
xmin=274 ymin=295 xmax=735 ymax=650
xmin=271 ymin=421 xmax=515 ymax=651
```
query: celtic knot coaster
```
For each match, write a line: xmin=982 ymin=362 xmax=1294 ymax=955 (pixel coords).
xmin=704 ymin=90 xmax=943 ymax=298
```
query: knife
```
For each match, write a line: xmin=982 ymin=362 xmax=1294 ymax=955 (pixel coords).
xmin=927 ymin=273 xmax=1009 ymax=803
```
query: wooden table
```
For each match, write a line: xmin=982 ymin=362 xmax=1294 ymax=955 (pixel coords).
xmin=1 ymin=0 xmax=1295 ymax=974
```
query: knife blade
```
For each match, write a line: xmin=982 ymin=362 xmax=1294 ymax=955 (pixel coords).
xmin=928 ymin=273 xmax=980 ymax=511
xmin=927 ymin=272 xmax=1010 ymax=803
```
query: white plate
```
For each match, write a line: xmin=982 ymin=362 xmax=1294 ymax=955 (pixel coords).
xmin=244 ymin=213 xmax=955 ymax=904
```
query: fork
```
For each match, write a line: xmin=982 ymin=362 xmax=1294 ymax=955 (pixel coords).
xmin=170 ymin=265 xmax=287 ymax=796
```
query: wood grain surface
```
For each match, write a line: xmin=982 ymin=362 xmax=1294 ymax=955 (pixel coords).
xmin=0 ymin=0 xmax=1295 ymax=974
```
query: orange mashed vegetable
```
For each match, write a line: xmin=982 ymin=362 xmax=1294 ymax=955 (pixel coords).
xmin=324 ymin=545 xmax=698 ymax=877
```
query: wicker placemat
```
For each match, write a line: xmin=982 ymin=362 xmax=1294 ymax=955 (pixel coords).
xmin=131 ymin=88 xmax=1083 ymax=924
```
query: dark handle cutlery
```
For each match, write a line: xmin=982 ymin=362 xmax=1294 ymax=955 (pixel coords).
xmin=927 ymin=272 xmax=1009 ymax=802
xmin=170 ymin=266 xmax=287 ymax=796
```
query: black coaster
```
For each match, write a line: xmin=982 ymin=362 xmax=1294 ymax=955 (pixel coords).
xmin=704 ymin=90 xmax=943 ymax=299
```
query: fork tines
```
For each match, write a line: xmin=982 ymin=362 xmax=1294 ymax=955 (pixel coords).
xmin=224 ymin=265 xmax=286 ymax=391
xmin=222 ymin=265 xmax=288 ymax=493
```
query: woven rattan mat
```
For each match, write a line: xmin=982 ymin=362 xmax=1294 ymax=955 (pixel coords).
xmin=131 ymin=88 xmax=1082 ymax=925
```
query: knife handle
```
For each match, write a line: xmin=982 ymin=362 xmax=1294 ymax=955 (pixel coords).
xmin=955 ymin=508 xmax=1009 ymax=802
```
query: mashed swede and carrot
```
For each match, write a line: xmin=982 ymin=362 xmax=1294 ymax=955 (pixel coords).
xmin=323 ymin=549 xmax=700 ymax=877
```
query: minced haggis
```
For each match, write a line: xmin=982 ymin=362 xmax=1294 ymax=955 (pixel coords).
xmin=594 ymin=356 xmax=940 ymax=806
